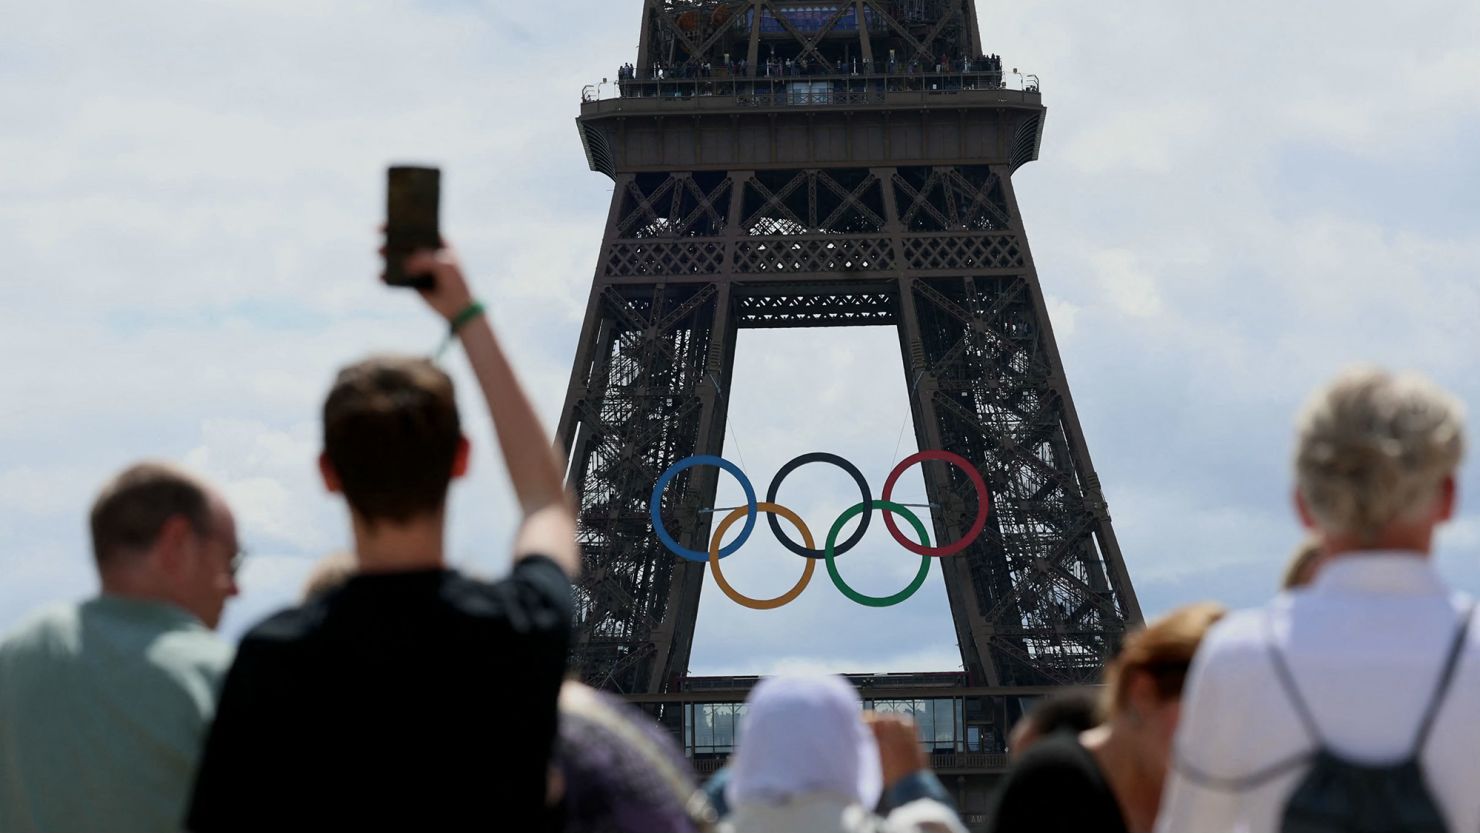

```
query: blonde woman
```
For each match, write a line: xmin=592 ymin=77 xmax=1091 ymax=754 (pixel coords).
xmin=1158 ymin=369 xmax=1478 ymax=833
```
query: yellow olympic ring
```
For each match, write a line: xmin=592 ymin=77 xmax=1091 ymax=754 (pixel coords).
xmin=708 ymin=502 xmax=815 ymax=610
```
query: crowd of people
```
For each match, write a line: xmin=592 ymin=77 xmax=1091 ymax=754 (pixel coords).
xmin=0 ymin=238 xmax=1475 ymax=833
xmin=613 ymin=51 xmax=1007 ymax=91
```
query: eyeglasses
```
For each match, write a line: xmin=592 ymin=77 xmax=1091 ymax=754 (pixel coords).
xmin=228 ymin=546 xmax=249 ymax=579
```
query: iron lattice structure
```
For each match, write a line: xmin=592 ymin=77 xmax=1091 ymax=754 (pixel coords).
xmin=633 ymin=0 xmax=982 ymax=77
xmin=563 ymin=0 xmax=1142 ymax=727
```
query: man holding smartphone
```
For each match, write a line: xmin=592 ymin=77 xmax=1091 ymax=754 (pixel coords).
xmin=186 ymin=243 xmax=580 ymax=831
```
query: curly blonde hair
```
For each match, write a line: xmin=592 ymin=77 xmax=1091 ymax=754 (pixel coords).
xmin=1295 ymin=368 xmax=1465 ymax=543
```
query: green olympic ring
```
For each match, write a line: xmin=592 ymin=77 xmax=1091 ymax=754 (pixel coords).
xmin=824 ymin=500 xmax=932 ymax=608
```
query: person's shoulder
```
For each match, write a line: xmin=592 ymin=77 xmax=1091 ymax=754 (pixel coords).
xmin=882 ymin=798 xmax=968 ymax=833
xmin=1445 ymin=591 xmax=1480 ymax=657
xmin=445 ymin=557 xmax=572 ymax=616
xmin=1192 ymin=603 xmax=1275 ymax=667
xmin=1452 ymin=591 xmax=1479 ymax=621
xmin=0 ymin=601 xmax=82 ymax=657
xmin=1 ymin=601 xmax=80 ymax=639
xmin=1010 ymin=733 xmax=1101 ymax=782
xmin=151 ymin=619 xmax=234 ymax=678
xmin=144 ymin=628 xmax=234 ymax=714
xmin=508 ymin=554 xmax=572 ymax=585
xmin=991 ymin=736 xmax=1111 ymax=830
xmin=237 ymin=599 xmax=328 ymax=649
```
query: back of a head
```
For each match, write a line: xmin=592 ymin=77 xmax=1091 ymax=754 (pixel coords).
xmin=556 ymin=684 xmax=709 ymax=833
xmin=323 ymin=355 xmax=461 ymax=524
xmin=90 ymin=462 xmax=212 ymax=569
xmin=1295 ymin=367 xmax=1465 ymax=544
xmin=727 ymin=674 xmax=882 ymax=810
xmin=1020 ymin=688 xmax=1098 ymax=738
xmin=1102 ymin=602 xmax=1227 ymax=719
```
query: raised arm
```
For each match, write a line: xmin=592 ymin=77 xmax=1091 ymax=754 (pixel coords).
xmin=403 ymin=246 xmax=580 ymax=578
xmin=867 ymin=714 xmax=967 ymax=833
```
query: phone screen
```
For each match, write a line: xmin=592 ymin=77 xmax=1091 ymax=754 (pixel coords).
xmin=384 ymin=166 xmax=441 ymax=288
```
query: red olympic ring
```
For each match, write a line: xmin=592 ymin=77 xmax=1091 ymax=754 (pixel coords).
xmin=880 ymin=450 xmax=989 ymax=557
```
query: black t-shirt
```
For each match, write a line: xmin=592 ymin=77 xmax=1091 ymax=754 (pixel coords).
xmin=187 ymin=557 xmax=572 ymax=832
xmin=986 ymin=734 xmax=1129 ymax=833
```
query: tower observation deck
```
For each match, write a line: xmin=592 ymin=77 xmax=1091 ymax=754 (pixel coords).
xmin=563 ymin=1 xmax=1142 ymax=821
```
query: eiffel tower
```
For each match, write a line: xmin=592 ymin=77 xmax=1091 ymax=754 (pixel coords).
xmin=560 ymin=0 xmax=1142 ymax=815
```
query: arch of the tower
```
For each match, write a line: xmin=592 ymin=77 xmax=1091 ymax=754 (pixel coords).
xmin=561 ymin=161 xmax=1138 ymax=701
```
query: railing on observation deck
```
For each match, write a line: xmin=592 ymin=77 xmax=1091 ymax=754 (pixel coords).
xmin=580 ymin=69 xmax=1041 ymax=109
xmin=690 ymin=752 xmax=1010 ymax=776
xmin=930 ymin=752 xmax=1011 ymax=771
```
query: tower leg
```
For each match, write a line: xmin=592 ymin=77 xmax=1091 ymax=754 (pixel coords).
xmin=562 ymin=279 xmax=737 ymax=694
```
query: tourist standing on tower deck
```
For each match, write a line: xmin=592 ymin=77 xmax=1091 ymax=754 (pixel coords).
xmin=185 ymin=241 xmax=580 ymax=831
xmin=716 ymin=674 xmax=967 ymax=833
xmin=1156 ymin=369 xmax=1480 ymax=833
xmin=0 ymin=463 xmax=240 ymax=833
xmin=985 ymin=603 xmax=1226 ymax=833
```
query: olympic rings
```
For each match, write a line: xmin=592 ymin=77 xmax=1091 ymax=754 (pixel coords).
xmin=709 ymin=502 xmax=816 ymax=610
xmin=651 ymin=455 xmax=757 ymax=562
xmin=826 ymin=501 xmax=932 ymax=607
xmin=881 ymin=450 xmax=989 ymax=558
xmin=766 ymin=452 xmax=871 ymax=559
xmin=650 ymin=451 xmax=991 ymax=607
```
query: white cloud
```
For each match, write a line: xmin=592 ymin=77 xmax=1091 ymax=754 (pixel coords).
xmin=1044 ymin=294 xmax=1079 ymax=342
xmin=0 ymin=464 xmax=108 ymax=519
xmin=1090 ymin=249 xmax=1164 ymax=317
xmin=6 ymin=0 xmax=1480 ymax=680
xmin=1062 ymin=99 xmax=1215 ymax=175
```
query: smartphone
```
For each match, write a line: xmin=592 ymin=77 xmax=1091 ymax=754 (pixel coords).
xmin=384 ymin=165 xmax=441 ymax=288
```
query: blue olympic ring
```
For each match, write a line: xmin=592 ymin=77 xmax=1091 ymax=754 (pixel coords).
xmin=650 ymin=455 xmax=758 ymax=562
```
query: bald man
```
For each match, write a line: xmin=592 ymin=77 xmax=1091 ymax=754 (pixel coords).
xmin=0 ymin=462 xmax=239 ymax=832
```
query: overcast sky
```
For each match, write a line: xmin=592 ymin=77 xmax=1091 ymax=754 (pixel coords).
xmin=4 ymin=0 xmax=1480 ymax=677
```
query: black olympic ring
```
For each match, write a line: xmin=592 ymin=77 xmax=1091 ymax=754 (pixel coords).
xmin=765 ymin=452 xmax=872 ymax=559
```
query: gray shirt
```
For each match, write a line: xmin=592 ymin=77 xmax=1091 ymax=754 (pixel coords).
xmin=0 ymin=595 xmax=233 ymax=833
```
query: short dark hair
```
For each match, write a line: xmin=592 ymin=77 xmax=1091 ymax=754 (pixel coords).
xmin=90 ymin=462 xmax=212 ymax=566
xmin=322 ymin=355 xmax=462 ymax=524
xmin=1022 ymin=688 xmax=1099 ymax=737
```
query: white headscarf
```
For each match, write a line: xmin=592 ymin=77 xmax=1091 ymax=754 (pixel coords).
xmin=725 ymin=673 xmax=883 ymax=809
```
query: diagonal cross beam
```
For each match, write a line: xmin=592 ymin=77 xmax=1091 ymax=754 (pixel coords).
xmin=618 ymin=176 xmax=680 ymax=237
xmin=743 ymin=171 xmax=810 ymax=231
xmin=676 ymin=177 xmax=732 ymax=236
xmin=893 ymin=170 xmax=953 ymax=230
xmin=947 ymin=169 xmax=1011 ymax=229
xmin=691 ymin=2 xmax=747 ymax=61
xmin=818 ymin=172 xmax=886 ymax=230
xmin=858 ymin=0 xmax=935 ymax=64
xmin=651 ymin=3 xmax=708 ymax=65
xmin=757 ymin=0 xmax=846 ymax=72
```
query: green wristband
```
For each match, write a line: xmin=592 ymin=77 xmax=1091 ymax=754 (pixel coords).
xmin=434 ymin=301 xmax=487 ymax=359
xmin=449 ymin=301 xmax=486 ymax=334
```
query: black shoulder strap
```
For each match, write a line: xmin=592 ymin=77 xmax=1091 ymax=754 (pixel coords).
xmin=1264 ymin=611 xmax=1324 ymax=744
xmin=1412 ymin=601 xmax=1476 ymax=752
